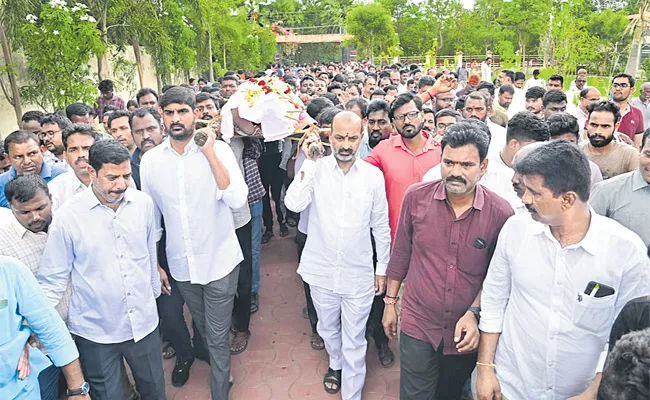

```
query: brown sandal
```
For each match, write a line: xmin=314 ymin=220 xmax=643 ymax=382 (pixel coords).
xmin=230 ymin=331 xmax=251 ymax=355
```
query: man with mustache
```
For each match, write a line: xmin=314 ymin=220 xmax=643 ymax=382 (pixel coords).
xmin=40 ymin=114 xmax=72 ymax=169
xmin=0 ymin=131 xmax=67 ymax=208
xmin=580 ymin=101 xmax=639 ymax=180
xmin=39 ymin=140 xmax=165 ymax=400
xmin=366 ymin=92 xmax=443 ymax=240
xmin=384 ymin=121 xmax=514 ymax=400
xmin=47 ymin=124 xmax=97 ymax=211
xmin=359 ymin=100 xmax=391 ymax=160
xmin=140 ymin=87 xmax=248 ymax=400
xmin=129 ymin=107 xmax=166 ymax=190
xmin=107 ymin=110 xmax=136 ymax=154
xmin=462 ymin=91 xmax=507 ymax=160
xmin=524 ymin=86 xmax=546 ymax=119
xmin=610 ymin=73 xmax=645 ymax=148
xmin=285 ymin=111 xmax=391 ymax=400
xmin=477 ymin=141 xmax=650 ymax=400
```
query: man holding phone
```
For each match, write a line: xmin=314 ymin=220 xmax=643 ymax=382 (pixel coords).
xmin=476 ymin=141 xmax=650 ymax=400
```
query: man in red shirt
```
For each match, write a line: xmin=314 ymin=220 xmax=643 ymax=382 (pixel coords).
xmin=365 ymin=92 xmax=442 ymax=239
xmin=611 ymin=73 xmax=645 ymax=148
xmin=383 ymin=120 xmax=514 ymax=400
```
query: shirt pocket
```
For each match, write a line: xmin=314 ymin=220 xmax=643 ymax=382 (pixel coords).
xmin=572 ymin=294 xmax=616 ymax=334
xmin=126 ymin=229 xmax=150 ymax=260
xmin=345 ymin=191 xmax=373 ymax=228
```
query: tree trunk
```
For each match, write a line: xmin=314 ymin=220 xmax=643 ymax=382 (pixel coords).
xmin=131 ymin=39 xmax=145 ymax=89
xmin=156 ymin=72 xmax=162 ymax=94
xmin=223 ymin=42 xmax=227 ymax=70
xmin=0 ymin=21 xmax=22 ymax=125
xmin=97 ymin=2 xmax=111 ymax=80
xmin=207 ymin=31 xmax=214 ymax=82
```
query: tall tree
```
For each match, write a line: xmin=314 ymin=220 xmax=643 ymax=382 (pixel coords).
xmin=345 ymin=3 xmax=397 ymax=62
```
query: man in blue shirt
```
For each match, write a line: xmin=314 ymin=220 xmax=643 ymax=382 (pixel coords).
xmin=0 ymin=130 xmax=66 ymax=208
xmin=0 ymin=256 xmax=88 ymax=399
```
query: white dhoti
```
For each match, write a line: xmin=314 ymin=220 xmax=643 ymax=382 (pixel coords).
xmin=310 ymin=284 xmax=375 ymax=400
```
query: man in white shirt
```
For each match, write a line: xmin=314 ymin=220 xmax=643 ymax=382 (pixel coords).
xmin=48 ymin=124 xmax=96 ymax=211
xmin=461 ymin=91 xmax=507 ymax=157
xmin=140 ymin=87 xmax=248 ymax=400
xmin=285 ymin=111 xmax=391 ymax=400
xmin=571 ymin=87 xmax=601 ymax=139
xmin=524 ymin=69 xmax=545 ymax=90
xmin=480 ymin=58 xmax=492 ymax=83
xmin=476 ymin=141 xmax=650 ymax=400
xmin=38 ymin=140 xmax=165 ymax=400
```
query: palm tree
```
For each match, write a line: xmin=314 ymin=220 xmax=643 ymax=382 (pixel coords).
xmin=624 ymin=0 xmax=648 ymax=76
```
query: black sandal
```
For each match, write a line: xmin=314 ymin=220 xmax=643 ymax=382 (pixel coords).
xmin=323 ymin=368 xmax=341 ymax=394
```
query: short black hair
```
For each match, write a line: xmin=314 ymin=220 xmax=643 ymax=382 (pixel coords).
xmin=344 ymin=98 xmax=368 ymax=118
xmin=587 ymin=100 xmax=621 ymax=125
xmin=441 ymin=120 xmax=491 ymax=162
xmin=306 ymin=97 xmax=335 ymax=119
xmin=4 ymin=130 xmax=40 ymax=155
xmin=543 ymin=90 xmax=567 ymax=107
xmin=62 ymin=123 xmax=97 ymax=150
xmin=301 ymin=74 xmax=315 ymax=84
xmin=198 ymin=78 xmax=207 ymax=84
xmin=98 ymin=79 xmax=114 ymax=92
xmin=384 ymin=84 xmax=398 ymax=93
xmin=66 ymin=103 xmax=91 ymax=120
xmin=320 ymin=92 xmax=340 ymax=106
xmin=436 ymin=108 xmax=462 ymax=122
xmin=514 ymin=72 xmax=526 ymax=81
xmin=422 ymin=107 xmax=434 ymax=116
xmin=107 ymin=110 xmax=131 ymax=130
xmin=221 ymin=75 xmax=238 ymax=83
xmin=389 ymin=92 xmax=422 ymax=120
xmin=643 ymin=127 xmax=650 ymax=149
xmin=501 ymin=70 xmax=515 ymax=82
xmin=159 ymin=86 xmax=196 ymax=110
xmin=103 ymin=104 xmax=119 ymax=114
xmin=364 ymin=75 xmax=377 ymax=85
xmin=371 ymin=89 xmax=386 ymax=97
xmin=597 ymin=328 xmax=650 ymax=400
xmin=195 ymin=92 xmax=219 ymax=108
xmin=5 ymin=174 xmax=49 ymax=204
xmin=316 ymin=107 xmax=342 ymax=126
xmin=516 ymin=140 xmax=590 ymax=202
xmin=476 ymin=82 xmax=495 ymax=97
xmin=547 ymin=112 xmax=579 ymax=140
xmin=126 ymin=99 xmax=138 ymax=109
xmin=506 ymin=111 xmax=550 ymax=143
xmin=129 ymin=107 xmax=162 ymax=127
xmin=612 ymin=73 xmax=636 ymax=88
xmin=499 ymin=84 xmax=515 ymax=96
xmin=418 ymin=76 xmax=435 ymax=90
xmin=549 ymin=74 xmax=564 ymax=85
xmin=366 ymin=99 xmax=390 ymax=117
xmin=466 ymin=91 xmax=490 ymax=108
xmin=327 ymin=83 xmax=343 ymax=92
xmin=89 ymin=139 xmax=131 ymax=173
xmin=136 ymin=88 xmax=159 ymax=103
xmin=161 ymin=84 xmax=176 ymax=93
xmin=21 ymin=110 xmax=45 ymax=124
xmin=40 ymin=113 xmax=72 ymax=131
xmin=526 ymin=86 xmax=546 ymax=100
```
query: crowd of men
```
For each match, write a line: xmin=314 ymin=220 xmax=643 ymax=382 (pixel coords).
xmin=1 ymin=59 xmax=649 ymax=400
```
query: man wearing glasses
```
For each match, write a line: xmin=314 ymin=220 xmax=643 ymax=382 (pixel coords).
xmin=40 ymin=114 xmax=72 ymax=169
xmin=366 ymin=92 xmax=442 ymax=240
xmin=611 ymin=73 xmax=645 ymax=148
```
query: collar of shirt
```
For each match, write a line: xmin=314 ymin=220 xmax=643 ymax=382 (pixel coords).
xmin=527 ymin=208 xmax=599 ymax=256
xmin=432 ymin=181 xmax=485 ymax=211
xmin=8 ymin=215 xmax=30 ymax=239
xmin=161 ymin=136 xmax=201 ymax=155
xmin=131 ymin=148 xmax=142 ymax=166
xmin=619 ymin=102 xmax=630 ymax=117
xmin=632 ymin=169 xmax=649 ymax=191
xmin=79 ymin=184 xmax=133 ymax=211
xmin=391 ymin=132 xmax=436 ymax=155
xmin=325 ymin=154 xmax=361 ymax=175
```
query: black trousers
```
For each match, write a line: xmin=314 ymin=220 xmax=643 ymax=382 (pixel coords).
xmin=260 ymin=152 xmax=285 ymax=229
xmin=76 ymin=328 xmax=166 ymax=400
xmin=233 ymin=221 xmax=253 ymax=332
xmin=296 ymin=230 xmax=318 ymax=333
xmin=399 ymin=331 xmax=477 ymax=400
xmin=366 ymin=232 xmax=389 ymax=347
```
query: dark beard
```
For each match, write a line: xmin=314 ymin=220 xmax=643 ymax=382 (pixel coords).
xmin=398 ymin=121 xmax=423 ymax=139
xmin=588 ymin=134 xmax=614 ymax=148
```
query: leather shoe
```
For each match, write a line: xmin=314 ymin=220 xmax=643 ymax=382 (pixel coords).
xmin=171 ymin=356 xmax=194 ymax=387
xmin=377 ymin=343 xmax=395 ymax=368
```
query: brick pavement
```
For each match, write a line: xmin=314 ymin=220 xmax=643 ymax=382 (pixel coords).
xmin=162 ymin=228 xmax=401 ymax=399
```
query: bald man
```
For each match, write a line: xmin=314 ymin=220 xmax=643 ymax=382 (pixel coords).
xmin=285 ymin=111 xmax=391 ymax=400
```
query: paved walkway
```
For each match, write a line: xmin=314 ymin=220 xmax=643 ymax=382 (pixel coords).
xmin=162 ymin=228 xmax=401 ymax=399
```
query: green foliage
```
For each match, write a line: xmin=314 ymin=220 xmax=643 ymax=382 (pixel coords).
xmin=345 ymin=3 xmax=398 ymax=60
xmin=19 ymin=1 xmax=105 ymax=110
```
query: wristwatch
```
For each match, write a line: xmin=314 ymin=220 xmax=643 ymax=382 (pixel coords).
xmin=468 ymin=307 xmax=481 ymax=323
xmin=66 ymin=382 xmax=90 ymax=396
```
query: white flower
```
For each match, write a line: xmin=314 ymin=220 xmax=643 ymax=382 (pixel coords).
xmin=71 ymin=6 xmax=80 ymax=12
xmin=53 ymin=30 xmax=59 ymax=35
xmin=163 ymin=11 xmax=169 ymax=16
xmin=75 ymin=2 xmax=88 ymax=8
xmin=79 ymin=15 xmax=88 ymax=21
xmin=88 ymin=15 xmax=96 ymax=23
xmin=60 ymin=90 xmax=65 ymax=95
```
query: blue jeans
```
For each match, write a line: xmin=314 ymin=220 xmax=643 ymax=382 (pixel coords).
xmin=251 ymin=200 xmax=263 ymax=293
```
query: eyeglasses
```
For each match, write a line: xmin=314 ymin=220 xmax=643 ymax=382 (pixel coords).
xmin=39 ymin=129 xmax=61 ymax=139
xmin=393 ymin=111 xmax=420 ymax=122
xmin=612 ymin=83 xmax=630 ymax=89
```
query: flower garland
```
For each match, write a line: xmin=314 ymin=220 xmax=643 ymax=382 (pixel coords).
xmin=242 ymin=77 xmax=301 ymax=111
